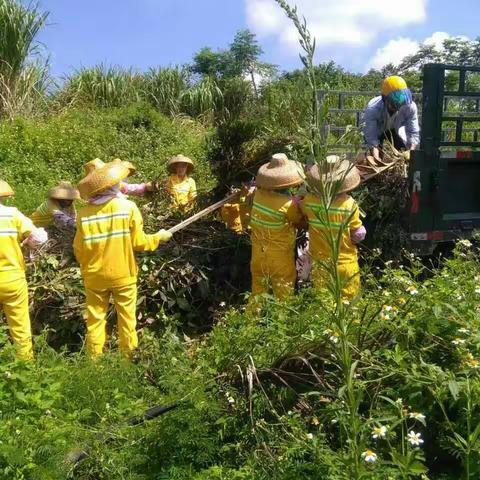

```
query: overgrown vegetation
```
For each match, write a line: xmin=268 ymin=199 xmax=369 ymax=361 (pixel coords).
xmin=0 ymin=0 xmax=479 ymax=478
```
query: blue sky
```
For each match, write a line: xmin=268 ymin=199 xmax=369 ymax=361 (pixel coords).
xmin=34 ymin=0 xmax=479 ymax=77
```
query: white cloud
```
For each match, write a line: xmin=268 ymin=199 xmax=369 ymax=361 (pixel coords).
xmin=423 ymin=31 xmax=451 ymax=50
xmin=367 ymin=31 xmax=472 ymax=70
xmin=367 ymin=37 xmax=419 ymax=70
xmin=245 ymin=0 xmax=427 ymax=51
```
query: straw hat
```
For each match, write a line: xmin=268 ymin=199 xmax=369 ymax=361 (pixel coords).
xmin=0 ymin=180 xmax=14 ymax=197
xmin=48 ymin=181 xmax=80 ymax=200
xmin=255 ymin=153 xmax=304 ymax=189
xmin=84 ymin=158 xmax=105 ymax=175
xmin=112 ymin=158 xmax=136 ymax=176
xmin=167 ymin=155 xmax=194 ymax=174
xmin=78 ymin=161 xmax=130 ymax=200
xmin=307 ymin=155 xmax=361 ymax=194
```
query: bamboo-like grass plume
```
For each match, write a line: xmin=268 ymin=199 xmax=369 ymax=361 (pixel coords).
xmin=0 ymin=0 xmax=50 ymax=118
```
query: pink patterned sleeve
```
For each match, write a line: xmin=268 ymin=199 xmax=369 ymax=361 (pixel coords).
xmin=121 ymin=183 xmax=147 ymax=197
xmin=350 ymin=226 xmax=366 ymax=244
xmin=53 ymin=211 xmax=76 ymax=229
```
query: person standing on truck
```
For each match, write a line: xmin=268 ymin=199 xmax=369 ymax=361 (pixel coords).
xmin=363 ymin=76 xmax=420 ymax=160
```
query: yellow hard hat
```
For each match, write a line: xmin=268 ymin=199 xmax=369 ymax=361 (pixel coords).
xmin=381 ymin=76 xmax=408 ymax=96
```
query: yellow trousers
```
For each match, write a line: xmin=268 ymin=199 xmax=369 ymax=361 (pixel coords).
xmin=85 ymin=283 xmax=138 ymax=358
xmin=312 ymin=260 xmax=361 ymax=299
xmin=0 ymin=277 xmax=33 ymax=360
xmin=250 ymin=245 xmax=296 ymax=300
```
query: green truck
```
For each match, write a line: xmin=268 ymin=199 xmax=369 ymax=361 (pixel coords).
xmin=408 ymin=64 xmax=480 ymax=254
xmin=322 ymin=63 xmax=480 ymax=255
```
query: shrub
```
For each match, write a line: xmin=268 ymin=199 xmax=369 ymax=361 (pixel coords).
xmin=0 ymin=103 xmax=214 ymax=212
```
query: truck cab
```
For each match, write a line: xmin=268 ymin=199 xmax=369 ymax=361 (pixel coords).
xmin=408 ymin=64 xmax=480 ymax=254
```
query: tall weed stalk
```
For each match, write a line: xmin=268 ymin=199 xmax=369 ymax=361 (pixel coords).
xmin=275 ymin=1 xmax=365 ymax=477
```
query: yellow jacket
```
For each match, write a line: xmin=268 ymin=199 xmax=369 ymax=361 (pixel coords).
xmin=31 ymin=200 xmax=76 ymax=228
xmin=166 ymin=175 xmax=196 ymax=211
xmin=300 ymin=194 xmax=362 ymax=264
xmin=0 ymin=205 xmax=36 ymax=282
xmin=73 ymin=197 xmax=162 ymax=289
xmin=250 ymin=188 xmax=303 ymax=252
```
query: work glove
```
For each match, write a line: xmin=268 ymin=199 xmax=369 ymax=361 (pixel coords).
xmin=24 ymin=227 xmax=48 ymax=249
xmin=158 ymin=229 xmax=173 ymax=243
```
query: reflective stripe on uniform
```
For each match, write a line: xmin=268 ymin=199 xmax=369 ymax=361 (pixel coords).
xmin=0 ymin=229 xmax=18 ymax=236
xmin=83 ymin=229 xmax=130 ymax=243
xmin=81 ymin=212 xmax=130 ymax=224
xmin=252 ymin=202 xmax=284 ymax=219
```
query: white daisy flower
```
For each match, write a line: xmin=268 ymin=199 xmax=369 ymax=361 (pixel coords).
xmin=372 ymin=425 xmax=387 ymax=439
xmin=407 ymin=431 xmax=424 ymax=446
xmin=409 ymin=412 xmax=426 ymax=422
xmin=361 ymin=449 xmax=378 ymax=463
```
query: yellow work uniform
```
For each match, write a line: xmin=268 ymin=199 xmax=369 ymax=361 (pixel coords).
xmin=0 ymin=205 xmax=36 ymax=359
xmin=250 ymin=188 xmax=303 ymax=300
xmin=166 ymin=175 xmax=196 ymax=212
xmin=73 ymin=197 xmax=162 ymax=357
xmin=31 ymin=199 xmax=76 ymax=228
xmin=301 ymin=194 xmax=363 ymax=299
xmin=220 ymin=193 xmax=252 ymax=233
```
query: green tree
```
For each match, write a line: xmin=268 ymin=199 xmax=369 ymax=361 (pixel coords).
xmin=191 ymin=47 xmax=227 ymax=78
xmin=227 ymin=29 xmax=276 ymax=95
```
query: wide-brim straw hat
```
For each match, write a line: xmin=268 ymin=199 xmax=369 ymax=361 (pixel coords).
xmin=84 ymin=158 xmax=105 ymax=176
xmin=167 ymin=155 xmax=194 ymax=174
xmin=112 ymin=158 xmax=136 ymax=176
xmin=48 ymin=181 xmax=80 ymax=200
xmin=0 ymin=180 xmax=14 ymax=197
xmin=307 ymin=155 xmax=361 ymax=194
xmin=255 ymin=153 xmax=304 ymax=189
xmin=78 ymin=161 xmax=130 ymax=200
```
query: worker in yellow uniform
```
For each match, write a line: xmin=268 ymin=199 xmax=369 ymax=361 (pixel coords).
xmin=220 ymin=184 xmax=255 ymax=233
xmin=31 ymin=181 xmax=80 ymax=229
xmin=0 ymin=180 xmax=48 ymax=359
xmin=166 ymin=155 xmax=197 ymax=212
xmin=249 ymin=153 xmax=304 ymax=301
xmin=300 ymin=156 xmax=366 ymax=299
xmin=74 ymin=161 xmax=172 ymax=358
xmin=83 ymin=158 xmax=155 ymax=197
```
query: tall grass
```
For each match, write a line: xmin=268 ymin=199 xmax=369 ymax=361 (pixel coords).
xmin=60 ymin=64 xmax=143 ymax=108
xmin=143 ymin=67 xmax=189 ymax=116
xmin=180 ymin=76 xmax=224 ymax=120
xmin=0 ymin=0 xmax=50 ymax=118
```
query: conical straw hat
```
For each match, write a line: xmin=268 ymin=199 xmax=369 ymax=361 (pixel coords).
xmin=255 ymin=153 xmax=304 ymax=189
xmin=48 ymin=181 xmax=80 ymax=200
xmin=84 ymin=158 xmax=105 ymax=176
xmin=0 ymin=180 xmax=14 ymax=197
xmin=78 ymin=161 xmax=130 ymax=200
xmin=167 ymin=155 xmax=194 ymax=174
xmin=307 ymin=155 xmax=361 ymax=195
xmin=112 ymin=158 xmax=136 ymax=176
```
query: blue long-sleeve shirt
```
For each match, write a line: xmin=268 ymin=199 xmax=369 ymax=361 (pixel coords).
xmin=362 ymin=96 xmax=420 ymax=149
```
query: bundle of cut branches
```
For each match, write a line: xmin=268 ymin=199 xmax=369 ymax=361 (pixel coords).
xmin=354 ymin=141 xmax=410 ymax=181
